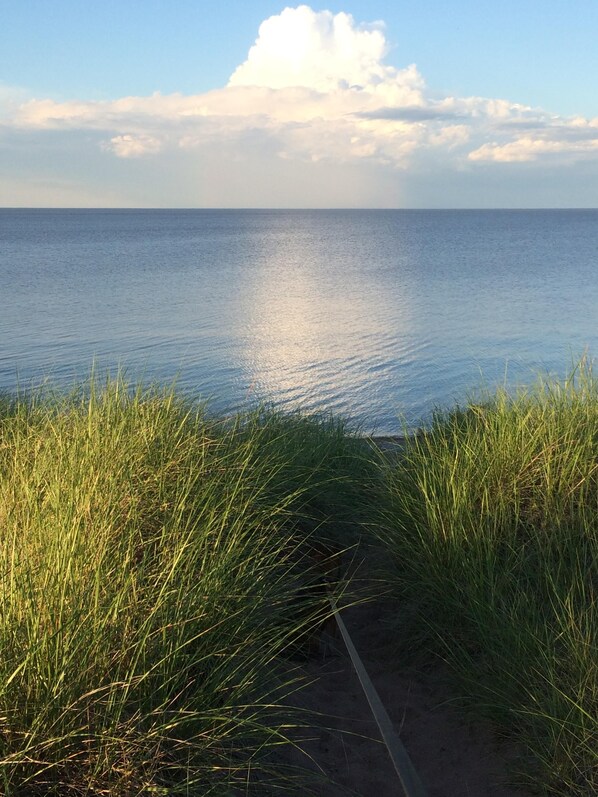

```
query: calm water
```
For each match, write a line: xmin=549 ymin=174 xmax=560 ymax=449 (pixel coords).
xmin=2 ymin=209 xmax=598 ymax=433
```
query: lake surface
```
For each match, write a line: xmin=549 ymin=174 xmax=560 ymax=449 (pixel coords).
xmin=2 ymin=208 xmax=598 ymax=434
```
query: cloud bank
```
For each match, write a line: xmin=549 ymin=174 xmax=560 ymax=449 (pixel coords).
xmin=2 ymin=5 xmax=598 ymax=206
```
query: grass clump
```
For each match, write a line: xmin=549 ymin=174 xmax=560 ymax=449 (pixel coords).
xmin=0 ymin=379 xmax=369 ymax=795
xmin=379 ymin=364 xmax=598 ymax=795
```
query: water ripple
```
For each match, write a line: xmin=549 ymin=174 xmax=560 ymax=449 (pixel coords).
xmin=3 ymin=209 xmax=598 ymax=433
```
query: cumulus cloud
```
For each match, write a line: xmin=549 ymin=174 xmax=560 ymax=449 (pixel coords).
xmin=2 ymin=3 xmax=598 ymax=205
xmin=469 ymin=116 xmax=598 ymax=163
xmin=4 ymin=6 xmax=432 ymax=171
xmin=103 ymin=133 xmax=162 ymax=158
xmin=229 ymin=5 xmax=392 ymax=92
xmin=469 ymin=136 xmax=598 ymax=163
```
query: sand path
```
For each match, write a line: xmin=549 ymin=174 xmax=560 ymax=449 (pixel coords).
xmin=279 ymin=585 xmax=533 ymax=796
xmin=269 ymin=439 xmax=535 ymax=795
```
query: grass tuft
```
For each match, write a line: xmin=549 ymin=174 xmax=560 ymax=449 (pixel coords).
xmin=378 ymin=361 xmax=598 ymax=795
xmin=0 ymin=378 xmax=371 ymax=795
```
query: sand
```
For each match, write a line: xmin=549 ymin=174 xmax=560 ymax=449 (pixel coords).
xmin=275 ymin=579 xmax=534 ymax=796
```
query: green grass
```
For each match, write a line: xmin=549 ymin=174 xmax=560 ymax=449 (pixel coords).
xmin=378 ymin=363 xmax=598 ymax=795
xmin=2 ymin=366 xmax=597 ymax=795
xmin=0 ymin=378 xmax=373 ymax=795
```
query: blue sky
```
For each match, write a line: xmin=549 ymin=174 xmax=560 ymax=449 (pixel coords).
xmin=1 ymin=1 xmax=598 ymax=207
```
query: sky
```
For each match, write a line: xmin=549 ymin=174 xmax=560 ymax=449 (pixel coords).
xmin=1 ymin=1 xmax=598 ymax=208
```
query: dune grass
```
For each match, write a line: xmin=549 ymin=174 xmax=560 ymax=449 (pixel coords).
xmin=378 ymin=364 xmax=598 ymax=795
xmin=2 ymin=366 xmax=597 ymax=795
xmin=0 ymin=379 xmax=372 ymax=795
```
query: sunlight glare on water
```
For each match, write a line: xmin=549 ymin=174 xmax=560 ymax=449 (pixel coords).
xmin=2 ymin=209 xmax=598 ymax=434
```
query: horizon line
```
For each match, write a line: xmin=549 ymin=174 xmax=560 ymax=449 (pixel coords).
xmin=2 ymin=206 xmax=598 ymax=212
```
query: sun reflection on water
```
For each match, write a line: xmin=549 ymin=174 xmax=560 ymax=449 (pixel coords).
xmin=240 ymin=225 xmax=417 ymax=426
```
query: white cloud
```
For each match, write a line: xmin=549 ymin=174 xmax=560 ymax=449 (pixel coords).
xmin=428 ymin=124 xmax=471 ymax=149
xmin=103 ymin=133 xmax=163 ymax=158
xmin=469 ymin=123 xmax=598 ymax=163
xmin=229 ymin=5 xmax=391 ymax=92
xmin=2 ymin=4 xmax=598 ymax=206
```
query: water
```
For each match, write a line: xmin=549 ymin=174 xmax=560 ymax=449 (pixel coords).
xmin=2 ymin=208 xmax=597 ymax=434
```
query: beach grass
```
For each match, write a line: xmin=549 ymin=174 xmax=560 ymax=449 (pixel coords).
xmin=378 ymin=363 xmax=598 ymax=795
xmin=0 ymin=378 xmax=372 ymax=795
xmin=2 ymin=366 xmax=597 ymax=795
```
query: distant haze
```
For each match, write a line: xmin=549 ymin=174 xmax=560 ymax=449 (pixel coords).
xmin=1 ymin=2 xmax=598 ymax=208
